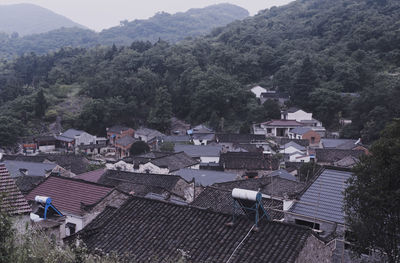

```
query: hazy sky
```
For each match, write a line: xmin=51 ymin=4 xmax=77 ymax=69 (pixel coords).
xmin=0 ymin=0 xmax=293 ymax=31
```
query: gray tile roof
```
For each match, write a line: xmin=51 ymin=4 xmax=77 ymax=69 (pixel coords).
xmin=107 ymin=125 xmax=131 ymax=133
xmin=321 ymin=139 xmax=358 ymax=149
xmin=4 ymin=160 xmax=57 ymax=178
xmin=135 ymin=127 xmax=164 ymax=139
xmin=269 ymin=169 xmax=297 ymax=181
xmin=290 ymin=169 xmax=352 ymax=224
xmin=150 ymin=152 xmax=199 ymax=172
xmin=174 ymin=168 xmax=237 ymax=186
xmin=315 ymin=149 xmax=364 ymax=163
xmin=161 ymin=135 xmax=191 ymax=143
xmin=290 ymin=127 xmax=312 ymax=135
xmin=174 ymin=144 xmax=222 ymax=157
xmin=115 ymin=135 xmax=135 ymax=147
xmin=60 ymin=128 xmax=85 ymax=139
xmin=281 ymin=141 xmax=306 ymax=151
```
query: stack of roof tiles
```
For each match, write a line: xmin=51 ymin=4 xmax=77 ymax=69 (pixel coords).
xmin=70 ymin=196 xmax=315 ymax=262
xmin=0 ymin=163 xmax=31 ymax=215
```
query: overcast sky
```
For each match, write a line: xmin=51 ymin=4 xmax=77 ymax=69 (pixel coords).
xmin=0 ymin=0 xmax=293 ymax=31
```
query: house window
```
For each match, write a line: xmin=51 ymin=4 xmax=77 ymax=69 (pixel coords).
xmin=267 ymin=128 xmax=272 ymax=134
xmin=66 ymin=222 xmax=76 ymax=236
xmin=295 ymin=219 xmax=320 ymax=230
xmin=311 ymin=137 xmax=315 ymax=144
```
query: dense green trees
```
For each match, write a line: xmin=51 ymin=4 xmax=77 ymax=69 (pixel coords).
xmin=148 ymin=87 xmax=173 ymax=133
xmin=130 ymin=141 xmax=150 ymax=156
xmin=344 ymin=119 xmax=400 ymax=262
xmin=0 ymin=0 xmax=400 ymax=145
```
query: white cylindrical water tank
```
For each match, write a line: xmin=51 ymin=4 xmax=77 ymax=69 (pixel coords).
xmin=232 ymin=188 xmax=259 ymax=201
xmin=35 ymin=195 xmax=50 ymax=204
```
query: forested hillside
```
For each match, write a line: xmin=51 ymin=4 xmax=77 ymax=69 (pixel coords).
xmin=0 ymin=0 xmax=399 ymax=146
xmin=0 ymin=3 xmax=248 ymax=59
xmin=0 ymin=3 xmax=84 ymax=36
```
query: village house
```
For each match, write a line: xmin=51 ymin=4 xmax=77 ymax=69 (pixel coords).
xmin=115 ymin=135 xmax=136 ymax=159
xmin=260 ymin=90 xmax=290 ymax=105
xmin=253 ymin=119 xmax=303 ymax=137
xmin=219 ymin=151 xmax=279 ymax=178
xmin=288 ymin=127 xmax=321 ymax=146
xmin=1 ymin=154 xmax=91 ymax=176
xmin=250 ymin=85 xmax=267 ymax=98
xmin=77 ymin=136 xmax=108 ymax=156
xmin=215 ymin=133 xmax=266 ymax=152
xmin=0 ymin=163 xmax=32 ymax=234
xmin=56 ymin=128 xmax=97 ymax=152
xmin=134 ymin=127 xmax=164 ymax=143
xmin=97 ymin=169 xmax=194 ymax=202
xmin=315 ymin=148 xmax=365 ymax=166
xmin=188 ymin=124 xmax=215 ymax=145
xmin=67 ymin=195 xmax=333 ymax=262
xmin=133 ymin=151 xmax=199 ymax=174
xmin=34 ymin=135 xmax=57 ymax=153
xmin=3 ymin=159 xmax=68 ymax=194
xmin=279 ymin=141 xmax=312 ymax=163
xmin=174 ymin=144 xmax=222 ymax=163
xmin=25 ymin=175 xmax=128 ymax=240
xmin=286 ymin=168 xmax=356 ymax=262
xmin=106 ymin=125 xmax=135 ymax=146
xmin=281 ymin=107 xmax=323 ymax=127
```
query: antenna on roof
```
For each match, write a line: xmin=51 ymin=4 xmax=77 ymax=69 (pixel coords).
xmin=228 ymin=188 xmax=270 ymax=230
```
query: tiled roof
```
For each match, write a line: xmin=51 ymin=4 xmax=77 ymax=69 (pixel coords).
xmin=280 ymin=141 xmax=306 ymax=151
xmin=150 ymin=151 xmax=199 ymax=172
xmin=174 ymin=168 xmax=237 ymax=186
xmin=219 ymin=152 xmax=278 ymax=170
xmin=4 ymin=160 xmax=57 ymax=178
xmin=60 ymin=128 xmax=85 ymax=139
xmin=191 ymin=133 xmax=215 ymax=141
xmin=98 ymin=170 xmax=183 ymax=196
xmin=261 ymin=119 xmax=303 ymax=126
xmin=14 ymin=175 xmax=45 ymax=194
xmin=192 ymin=186 xmax=284 ymax=220
xmin=191 ymin=124 xmax=213 ymax=133
xmin=107 ymin=125 xmax=131 ymax=133
xmin=1 ymin=154 xmax=90 ymax=175
xmin=321 ymin=139 xmax=358 ymax=149
xmin=277 ymin=138 xmax=310 ymax=147
xmin=290 ymin=169 xmax=352 ymax=224
xmin=75 ymin=169 xmax=106 ymax=183
xmin=213 ymin=176 xmax=305 ymax=199
xmin=71 ymin=196 xmax=313 ymax=262
xmin=174 ymin=144 xmax=222 ymax=157
xmin=333 ymin=156 xmax=359 ymax=168
xmin=315 ymin=149 xmax=364 ymax=163
xmin=290 ymin=127 xmax=312 ymax=135
xmin=216 ymin=133 xmax=266 ymax=143
xmin=161 ymin=135 xmax=191 ymax=143
xmin=115 ymin=135 xmax=135 ymax=147
xmin=0 ymin=163 xmax=31 ymax=215
xmin=268 ymin=169 xmax=297 ymax=181
xmin=135 ymin=127 xmax=164 ymax=138
xmin=25 ymin=176 xmax=113 ymax=216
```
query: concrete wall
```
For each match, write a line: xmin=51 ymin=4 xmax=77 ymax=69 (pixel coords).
xmin=287 ymin=110 xmax=313 ymax=122
xmin=76 ymin=132 xmax=96 ymax=146
xmin=303 ymin=130 xmax=321 ymax=145
xmin=200 ymin=156 xmax=219 ymax=163
xmin=39 ymin=145 xmax=56 ymax=152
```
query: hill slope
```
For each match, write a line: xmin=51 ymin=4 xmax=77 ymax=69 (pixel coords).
xmin=0 ymin=0 xmax=399 ymax=145
xmin=0 ymin=3 xmax=85 ymax=36
xmin=99 ymin=3 xmax=249 ymax=45
xmin=0 ymin=3 xmax=248 ymax=58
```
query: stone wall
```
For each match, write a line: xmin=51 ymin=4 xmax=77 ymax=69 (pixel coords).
xmin=296 ymin=234 xmax=334 ymax=263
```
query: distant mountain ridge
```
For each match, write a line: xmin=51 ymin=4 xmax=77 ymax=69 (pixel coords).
xmin=0 ymin=3 xmax=248 ymax=58
xmin=0 ymin=3 xmax=85 ymax=36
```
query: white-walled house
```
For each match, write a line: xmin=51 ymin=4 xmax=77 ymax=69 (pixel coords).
xmin=281 ymin=107 xmax=323 ymax=127
xmin=253 ymin=120 xmax=303 ymax=137
xmin=250 ymin=85 xmax=267 ymax=98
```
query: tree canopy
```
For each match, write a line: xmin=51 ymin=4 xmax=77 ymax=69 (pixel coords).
xmin=344 ymin=119 xmax=400 ymax=262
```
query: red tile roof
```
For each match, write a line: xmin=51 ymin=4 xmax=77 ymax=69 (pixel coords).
xmin=0 ymin=163 xmax=31 ymax=215
xmin=25 ymin=176 xmax=112 ymax=216
xmin=75 ymin=169 xmax=106 ymax=183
